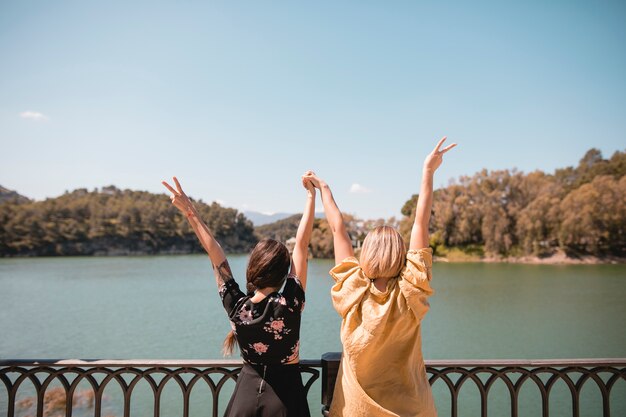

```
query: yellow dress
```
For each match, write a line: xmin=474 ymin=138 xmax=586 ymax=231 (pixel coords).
xmin=328 ymin=248 xmax=437 ymax=417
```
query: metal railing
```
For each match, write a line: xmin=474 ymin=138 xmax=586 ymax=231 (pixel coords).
xmin=1 ymin=356 xmax=625 ymax=417
xmin=421 ymin=358 xmax=626 ymax=417
xmin=0 ymin=359 xmax=320 ymax=417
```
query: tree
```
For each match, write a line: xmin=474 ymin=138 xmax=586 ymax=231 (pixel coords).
xmin=558 ymin=175 xmax=625 ymax=255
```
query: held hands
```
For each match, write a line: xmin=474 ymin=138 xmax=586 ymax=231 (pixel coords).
xmin=424 ymin=136 xmax=457 ymax=173
xmin=162 ymin=177 xmax=196 ymax=218
xmin=302 ymin=171 xmax=323 ymax=190
xmin=302 ymin=170 xmax=318 ymax=197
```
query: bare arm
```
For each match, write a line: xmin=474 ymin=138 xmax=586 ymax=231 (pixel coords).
xmin=162 ymin=177 xmax=232 ymax=287
xmin=291 ymin=175 xmax=316 ymax=290
xmin=409 ymin=137 xmax=457 ymax=250
xmin=305 ymin=173 xmax=354 ymax=264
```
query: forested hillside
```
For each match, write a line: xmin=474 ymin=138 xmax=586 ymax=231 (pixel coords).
xmin=0 ymin=186 xmax=257 ymax=256
xmin=2 ymin=148 xmax=623 ymax=259
xmin=399 ymin=148 xmax=625 ymax=258
xmin=254 ymin=214 xmax=361 ymax=259
xmin=252 ymin=148 xmax=625 ymax=260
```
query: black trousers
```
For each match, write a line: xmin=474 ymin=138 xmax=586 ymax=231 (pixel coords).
xmin=224 ymin=362 xmax=311 ymax=417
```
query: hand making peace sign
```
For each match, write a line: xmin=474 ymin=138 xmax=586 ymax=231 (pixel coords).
xmin=162 ymin=177 xmax=195 ymax=217
xmin=424 ymin=136 xmax=457 ymax=173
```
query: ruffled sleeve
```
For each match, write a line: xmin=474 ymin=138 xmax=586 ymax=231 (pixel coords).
xmin=281 ymin=274 xmax=306 ymax=311
xmin=398 ymin=248 xmax=434 ymax=320
xmin=219 ymin=278 xmax=246 ymax=316
xmin=330 ymin=257 xmax=370 ymax=317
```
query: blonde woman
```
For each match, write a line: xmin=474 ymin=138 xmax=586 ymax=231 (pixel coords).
xmin=305 ymin=137 xmax=456 ymax=417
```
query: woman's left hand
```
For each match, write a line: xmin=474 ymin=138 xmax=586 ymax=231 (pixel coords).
xmin=162 ymin=177 xmax=195 ymax=216
xmin=302 ymin=171 xmax=316 ymax=197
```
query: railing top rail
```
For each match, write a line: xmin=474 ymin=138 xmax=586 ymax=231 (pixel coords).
xmin=424 ymin=358 xmax=626 ymax=366
xmin=0 ymin=358 xmax=322 ymax=367
xmin=1 ymin=358 xmax=624 ymax=367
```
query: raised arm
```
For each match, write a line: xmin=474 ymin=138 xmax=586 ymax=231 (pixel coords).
xmin=162 ymin=177 xmax=233 ymax=287
xmin=305 ymin=173 xmax=354 ymax=265
xmin=290 ymin=173 xmax=316 ymax=290
xmin=410 ymin=137 xmax=457 ymax=250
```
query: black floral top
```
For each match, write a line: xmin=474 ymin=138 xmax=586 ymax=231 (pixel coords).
xmin=219 ymin=274 xmax=305 ymax=365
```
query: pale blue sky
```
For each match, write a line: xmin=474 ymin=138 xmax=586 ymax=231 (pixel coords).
xmin=1 ymin=1 xmax=625 ymax=219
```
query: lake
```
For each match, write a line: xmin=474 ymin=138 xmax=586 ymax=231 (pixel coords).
xmin=1 ymin=255 xmax=625 ymax=416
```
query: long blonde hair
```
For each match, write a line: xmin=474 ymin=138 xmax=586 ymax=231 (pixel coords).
xmin=360 ymin=226 xmax=406 ymax=279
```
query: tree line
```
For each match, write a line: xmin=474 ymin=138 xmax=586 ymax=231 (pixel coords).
xmin=0 ymin=186 xmax=257 ymax=256
xmin=1 ymin=148 xmax=623 ymax=259
xmin=257 ymin=148 xmax=624 ymax=259
xmin=399 ymin=148 xmax=625 ymax=258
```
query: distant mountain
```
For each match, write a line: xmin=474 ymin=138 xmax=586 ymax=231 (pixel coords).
xmin=0 ymin=185 xmax=31 ymax=204
xmin=244 ymin=211 xmax=295 ymax=226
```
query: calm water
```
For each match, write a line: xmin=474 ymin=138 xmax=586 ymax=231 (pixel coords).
xmin=1 ymin=255 xmax=625 ymax=416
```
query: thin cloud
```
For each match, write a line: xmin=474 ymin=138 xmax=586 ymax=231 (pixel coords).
xmin=349 ymin=183 xmax=372 ymax=194
xmin=20 ymin=111 xmax=50 ymax=122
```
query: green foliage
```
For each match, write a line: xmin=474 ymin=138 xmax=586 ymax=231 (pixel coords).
xmin=400 ymin=194 xmax=418 ymax=217
xmin=254 ymin=214 xmax=301 ymax=243
xmin=0 ymin=186 xmax=257 ymax=256
xmin=399 ymin=148 xmax=625 ymax=258
xmin=308 ymin=218 xmax=336 ymax=259
xmin=557 ymin=175 xmax=625 ymax=255
xmin=255 ymin=214 xmax=360 ymax=259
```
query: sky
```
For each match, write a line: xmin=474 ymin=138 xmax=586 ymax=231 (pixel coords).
xmin=1 ymin=0 xmax=625 ymax=219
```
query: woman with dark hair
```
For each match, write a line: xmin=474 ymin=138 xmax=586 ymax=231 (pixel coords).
xmin=162 ymin=175 xmax=315 ymax=417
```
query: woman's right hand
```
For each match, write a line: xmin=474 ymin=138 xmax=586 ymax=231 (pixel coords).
xmin=423 ymin=136 xmax=457 ymax=173
xmin=162 ymin=177 xmax=195 ymax=217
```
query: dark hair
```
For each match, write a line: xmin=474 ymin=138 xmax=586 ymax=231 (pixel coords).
xmin=245 ymin=238 xmax=291 ymax=295
xmin=223 ymin=238 xmax=291 ymax=356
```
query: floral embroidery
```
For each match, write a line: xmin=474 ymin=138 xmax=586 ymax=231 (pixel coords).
xmin=263 ymin=317 xmax=291 ymax=340
xmin=222 ymin=274 xmax=305 ymax=364
xmin=238 ymin=305 xmax=253 ymax=323
xmin=218 ymin=283 xmax=227 ymax=299
xmin=282 ymin=340 xmax=300 ymax=363
xmin=250 ymin=342 xmax=269 ymax=355
xmin=271 ymin=320 xmax=284 ymax=332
